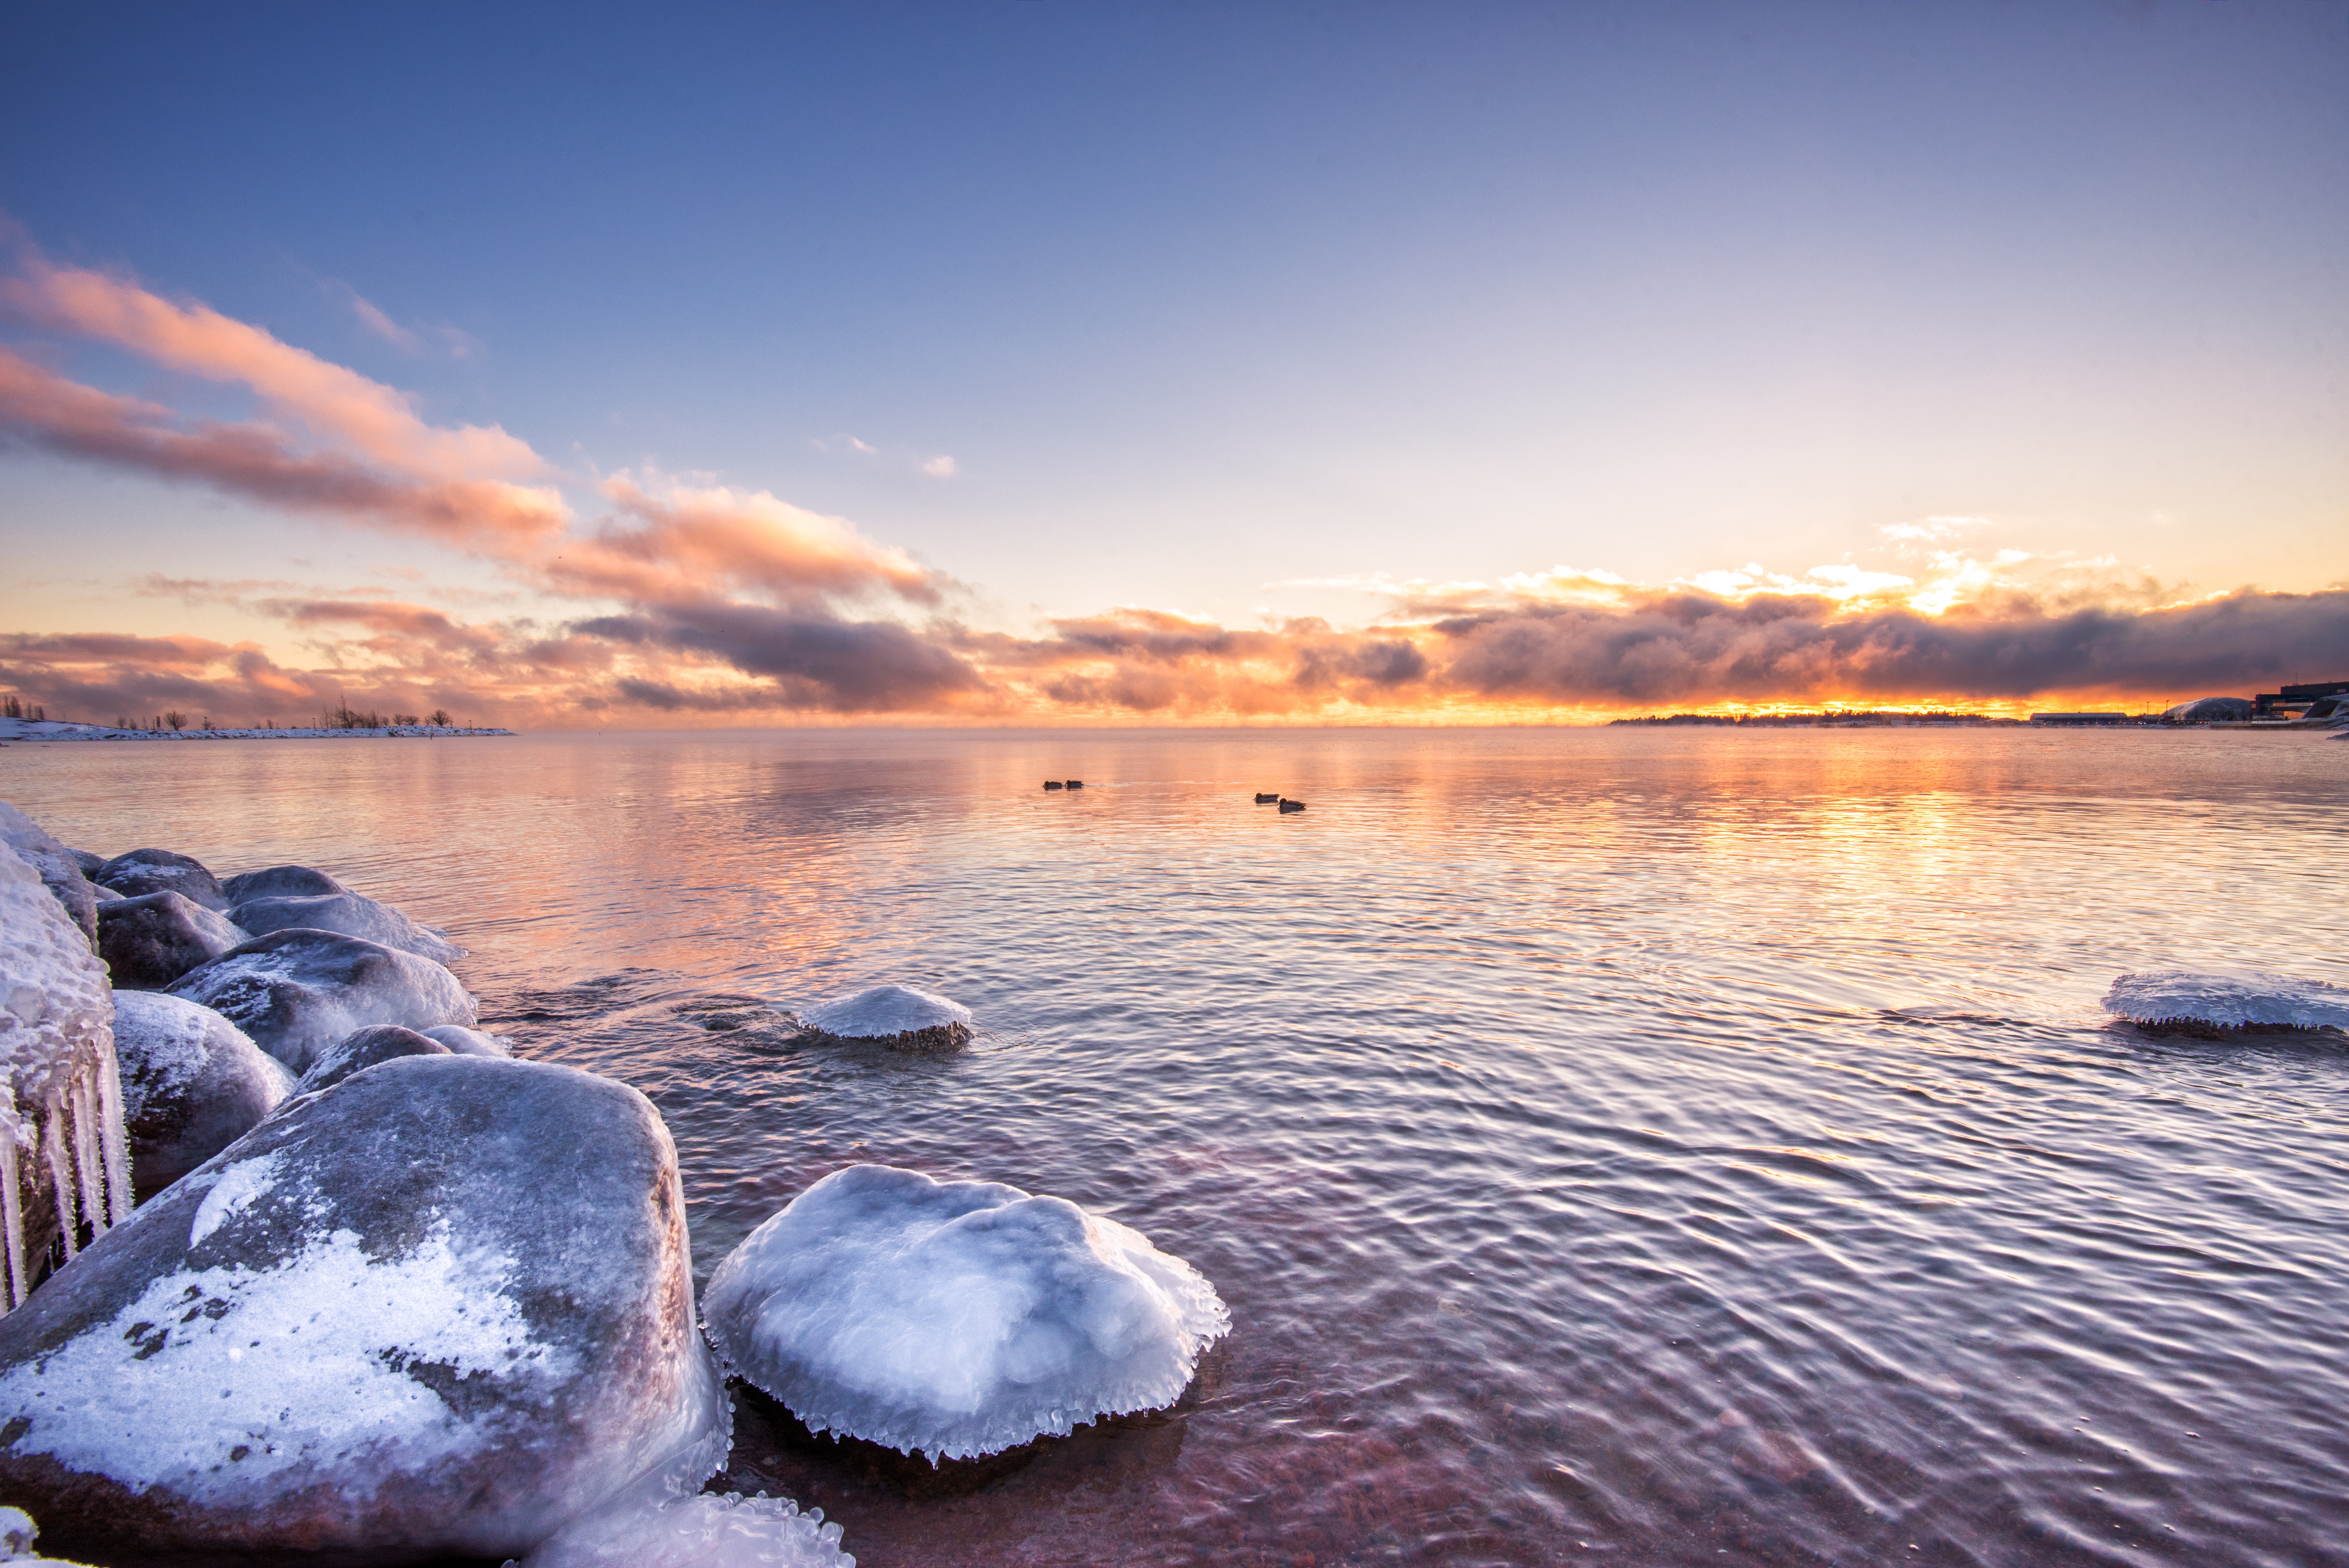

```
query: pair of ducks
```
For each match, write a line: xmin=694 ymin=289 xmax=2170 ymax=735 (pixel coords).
xmin=1254 ymin=792 xmax=1307 ymax=813
xmin=1041 ymin=779 xmax=1084 ymax=790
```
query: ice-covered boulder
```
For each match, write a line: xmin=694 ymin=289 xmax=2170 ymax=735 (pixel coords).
xmin=112 ymin=992 xmax=294 ymax=1195
xmin=703 ymin=1164 xmax=1229 ymax=1462
xmin=220 ymin=863 xmax=348 ymax=904
xmin=164 ymin=928 xmax=476 ymax=1073
xmin=0 ymin=804 xmax=99 ymax=947
xmin=2104 ymin=970 xmax=2349 ymax=1031
xmin=518 ymin=1490 xmax=850 ymax=1568
xmin=94 ymin=890 xmax=247 ymax=989
xmin=423 ymin=1023 xmax=510 ymax=1057
xmin=93 ymin=850 xmax=229 ymax=913
xmin=799 ymin=985 xmax=972 ymax=1052
xmin=0 ymin=1056 xmax=730 ymax=1563
xmin=0 ymin=1505 xmax=100 ymax=1565
xmin=0 ymin=842 xmax=132 ymax=1308
xmin=294 ymin=1024 xmax=452 ymax=1093
xmin=230 ymin=890 xmax=464 ymax=964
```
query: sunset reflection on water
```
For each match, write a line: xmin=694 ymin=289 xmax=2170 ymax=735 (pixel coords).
xmin=7 ymin=727 xmax=2344 ymax=1567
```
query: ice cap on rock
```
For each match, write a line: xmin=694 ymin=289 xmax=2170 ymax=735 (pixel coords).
xmin=0 ymin=838 xmax=133 ymax=1303
xmin=164 ymin=927 xmax=476 ymax=1072
xmin=96 ymin=891 xmax=247 ymax=989
xmin=0 ymin=802 xmax=101 ymax=947
xmin=220 ymin=864 xmax=348 ymax=904
xmin=703 ymin=1164 xmax=1229 ymax=1463
xmin=295 ymin=1024 xmax=452 ymax=1094
xmin=2104 ymin=970 xmax=2349 ymax=1031
xmin=0 ymin=1055 xmax=731 ymax=1563
xmin=229 ymin=891 xmax=464 ymax=964
xmin=799 ymin=985 xmax=972 ymax=1051
xmin=424 ymin=1024 xmax=512 ymax=1056
xmin=112 ymin=991 xmax=293 ymax=1194
xmin=94 ymin=850 xmax=229 ymax=913
xmin=514 ymin=1490 xmax=852 ymax=1568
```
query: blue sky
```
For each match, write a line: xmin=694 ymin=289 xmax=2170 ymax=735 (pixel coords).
xmin=2 ymin=2 xmax=2344 ymax=720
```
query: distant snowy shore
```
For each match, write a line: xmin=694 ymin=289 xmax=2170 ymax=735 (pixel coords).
xmin=0 ymin=718 xmax=514 ymax=743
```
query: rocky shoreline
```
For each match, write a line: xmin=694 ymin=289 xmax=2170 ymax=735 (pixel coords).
xmin=0 ymin=800 xmax=1225 ymax=1568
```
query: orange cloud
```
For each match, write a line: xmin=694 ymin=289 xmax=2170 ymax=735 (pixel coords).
xmin=552 ymin=477 xmax=942 ymax=608
xmin=0 ymin=346 xmax=568 ymax=550
xmin=0 ymin=255 xmax=537 ymax=482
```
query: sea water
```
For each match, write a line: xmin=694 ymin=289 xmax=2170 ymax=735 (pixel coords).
xmin=5 ymin=726 xmax=2343 ymax=1567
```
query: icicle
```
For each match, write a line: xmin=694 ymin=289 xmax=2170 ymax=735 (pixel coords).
xmin=42 ymin=1098 xmax=78 ymax=1261
xmin=94 ymin=1032 xmax=133 ymax=1225
xmin=70 ymin=1066 xmax=106 ymax=1243
xmin=0 ymin=1087 xmax=24 ymax=1309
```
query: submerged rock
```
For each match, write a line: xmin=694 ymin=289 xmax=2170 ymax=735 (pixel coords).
xmin=95 ymin=891 xmax=247 ymax=990
xmin=0 ymin=1056 xmax=730 ymax=1564
xmin=2104 ymin=970 xmax=2349 ymax=1031
xmin=0 ymin=840 xmax=133 ymax=1307
xmin=518 ymin=1490 xmax=850 ymax=1568
xmin=703 ymin=1164 xmax=1229 ymax=1462
xmin=294 ymin=1024 xmax=452 ymax=1093
xmin=0 ymin=804 xmax=100 ymax=947
xmin=230 ymin=890 xmax=463 ymax=964
xmin=219 ymin=863 xmax=348 ymax=904
xmin=422 ymin=1024 xmax=509 ymax=1057
xmin=110 ymin=991 xmax=294 ymax=1196
xmin=798 ymin=985 xmax=972 ymax=1052
xmin=164 ymin=928 xmax=476 ymax=1073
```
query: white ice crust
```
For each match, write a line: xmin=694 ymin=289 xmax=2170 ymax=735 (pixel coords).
xmin=702 ymin=1164 xmax=1229 ymax=1462
xmin=166 ymin=932 xmax=476 ymax=1071
xmin=2104 ymin=970 xmax=2349 ymax=1031
xmin=110 ymin=991 xmax=294 ymax=1125
xmin=516 ymin=1491 xmax=852 ymax=1568
xmin=800 ymin=985 xmax=971 ymax=1041
xmin=0 ymin=1211 xmax=562 ymax=1501
xmin=424 ymin=1025 xmax=512 ymax=1057
xmin=0 ymin=1503 xmax=98 ymax=1565
xmin=228 ymin=891 xmax=464 ymax=964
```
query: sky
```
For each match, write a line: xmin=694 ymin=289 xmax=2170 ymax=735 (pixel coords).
xmin=2 ymin=0 xmax=2345 ymax=725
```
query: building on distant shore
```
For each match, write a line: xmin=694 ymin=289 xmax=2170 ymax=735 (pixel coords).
xmin=2252 ymin=680 xmax=2349 ymax=719
xmin=2162 ymin=696 xmax=2255 ymax=722
xmin=2028 ymin=712 xmax=2132 ymax=725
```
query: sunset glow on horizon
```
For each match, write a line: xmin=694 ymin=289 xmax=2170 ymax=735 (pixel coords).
xmin=4 ymin=4 xmax=2344 ymax=727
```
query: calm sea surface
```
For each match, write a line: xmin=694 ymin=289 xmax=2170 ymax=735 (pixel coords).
xmin=5 ymin=727 xmax=2346 ymax=1568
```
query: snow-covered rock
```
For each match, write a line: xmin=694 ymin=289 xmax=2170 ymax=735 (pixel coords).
xmin=230 ymin=890 xmax=464 ymax=964
xmin=62 ymin=851 xmax=105 ymax=879
xmin=294 ymin=1024 xmax=452 ymax=1093
xmin=0 ymin=1055 xmax=730 ymax=1563
xmin=93 ymin=850 xmax=229 ymax=913
xmin=798 ymin=985 xmax=973 ymax=1052
xmin=164 ymin=928 xmax=476 ymax=1072
xmin=0 ymin=841 xmax=132 ymax=1308
xmin=219 ymin=863 xmax=347 ymax=904
xmin=2104 ymin=970 xmax=2349 ymax=1031
xmin=111 ymin=992 xmax=294 ymax=1195
xmin=0 ymin=804 xmax=100 ymax=948
xmin=424 ymin=1024 xmax=511 ymax=1057
xmin=0 ymin=1505 xmax=100 ymax=1565
xmin=517 ymin=1490 xmax=851 ymax=1568
xmin=703 ymin=1164 xmax=1229 ymax=1462
xmin=94 ymin=891 xmax=248 ymax=989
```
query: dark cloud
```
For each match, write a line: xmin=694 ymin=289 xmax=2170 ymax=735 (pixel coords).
xmin=575 ymin=604 xmax=987 ymax=712
xmin=1431 ymin=589 xmax=2349 ymax=703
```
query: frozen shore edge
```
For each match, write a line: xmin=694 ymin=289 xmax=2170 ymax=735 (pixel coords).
xmin=0 ymin=719 xmax=514 ymax=742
